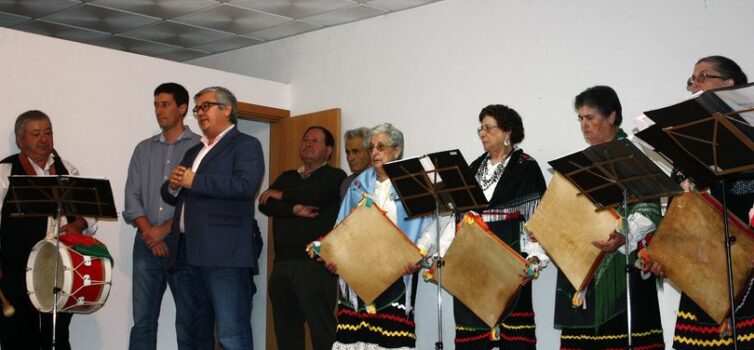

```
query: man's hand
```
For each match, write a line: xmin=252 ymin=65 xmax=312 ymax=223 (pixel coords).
xmin=60 ymin=217 xmax=87 ymax=235
xmin=259 ymin=189 xmax=283 ymax=204
xmin=168 ymin=166 xmax=186 ymax=190
xmin=179 ymin=168 xmax=195 ymax=189
xmin=591 ymin=231 xmax=626 ymax=252
xmin=150 ymin=241 xmax=169 ymax=257
xmin=292 ymin=204 xmax=318 ymax=218
xmin=141 ymin=222 xmax=171 ymax=248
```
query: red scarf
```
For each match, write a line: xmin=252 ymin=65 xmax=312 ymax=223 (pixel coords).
xmin=18 ymin=152 xmax=55 ymax=176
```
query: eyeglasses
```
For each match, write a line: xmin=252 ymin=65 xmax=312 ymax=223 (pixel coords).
xmin=477 ymin=125 xmax=500 ymax=134
xmin=686 ymin=72 xmax=726 ymax=90
xmin=192 ymin=102 xmax=224 ymax=116
xmin=367 ymin=143 xmax=394 ymax=152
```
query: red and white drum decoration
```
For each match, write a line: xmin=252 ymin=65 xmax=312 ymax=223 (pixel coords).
xmin=26 ymin=238 xmax=112 ymax=314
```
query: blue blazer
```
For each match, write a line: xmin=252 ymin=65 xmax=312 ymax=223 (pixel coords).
xmin=161 ymin=126 xmax=264 ymax=268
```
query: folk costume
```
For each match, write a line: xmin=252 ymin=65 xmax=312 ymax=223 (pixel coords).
xmin=555 ymin=130 xmax=665 ymax=350
xmin=672 ymin=177 xmax=754 ymax=350
xmin=453 ymin=148 xmax=548 ymax=350
xmin=0 ymin=153 xmax=97 ymax=350
xmin=332 ymin=167 xmax=426 ymax=350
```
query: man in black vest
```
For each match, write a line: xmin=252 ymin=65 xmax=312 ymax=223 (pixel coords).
xmin=0 ymin=110 xmax=97 ymax=350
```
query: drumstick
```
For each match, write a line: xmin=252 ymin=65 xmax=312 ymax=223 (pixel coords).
xmin=0 ymin=289 xmax=15 ymax=317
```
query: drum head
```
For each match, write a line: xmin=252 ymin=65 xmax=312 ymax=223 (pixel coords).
xmin=28 ymin=240 xmax=66 ymax=312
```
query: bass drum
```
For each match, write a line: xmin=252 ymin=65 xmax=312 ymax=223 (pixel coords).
xmin=26 ymin=238 xmax=112 ymax=314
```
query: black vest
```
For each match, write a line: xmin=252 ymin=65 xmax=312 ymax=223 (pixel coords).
xmin=0 ymin=154 xmax=70 ymax=295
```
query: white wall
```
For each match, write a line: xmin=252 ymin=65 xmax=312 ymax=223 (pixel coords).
xmin=190 ymin=0 xmax=754 ymax=349
xmin=0 ymin=27 xmax=288 ymax=350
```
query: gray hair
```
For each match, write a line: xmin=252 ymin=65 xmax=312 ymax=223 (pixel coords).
xmin=370 ymin=122 xmax=404 ymax=159
xmin=344 ymin=127 xmax=371 ymax=149
xmin=15 ymin=110 xmax=50 ymax=137
xmin=195 ymin=86 xmax=238 ymax=124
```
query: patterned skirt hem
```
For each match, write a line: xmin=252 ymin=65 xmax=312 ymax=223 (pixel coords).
xmin=332 ymin=341 xmax=414 ymax=350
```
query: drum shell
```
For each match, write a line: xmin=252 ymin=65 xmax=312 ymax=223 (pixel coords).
xmin=26 ymin=239 xmax=112 ymax=314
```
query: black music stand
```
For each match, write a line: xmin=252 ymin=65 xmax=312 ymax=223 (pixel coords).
xmin=636 ymin=90 xmax=754 ymax=349
xmin=550 ymin=139 xmax=682 ymax=349
xmin=5 ymin=175 xmax=117 ymax=349
xmin=383 ymin=149 xmax=487 ymax=350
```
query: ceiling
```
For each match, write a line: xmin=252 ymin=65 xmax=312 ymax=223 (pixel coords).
xmin=0 ymin=0 xmax=441 ymax=62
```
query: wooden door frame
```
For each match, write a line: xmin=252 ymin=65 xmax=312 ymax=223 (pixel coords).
xmin=237 ymin=101 xmax=290 ymax=123
xmin=237 ymin=101 xmax=289 ymax=350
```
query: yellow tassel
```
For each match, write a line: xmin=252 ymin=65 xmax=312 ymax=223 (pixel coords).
xmin=489 ymin=326 xmax=500 ymax=340
xmin=720 ymin=318 xmax=732 ymax=338
xmin=572 ymin=290 xmax=585 ymax=308
xmin=366 ymin=304 xmax=377 ymax=314
xmin=422 ymin=269 xmax=434 ymax=282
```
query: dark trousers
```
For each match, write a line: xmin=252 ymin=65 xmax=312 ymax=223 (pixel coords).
xmin=0 ymin=295 xmax=73 ymax=350
xmin=269 ymin=259 xmax=337 ymax=350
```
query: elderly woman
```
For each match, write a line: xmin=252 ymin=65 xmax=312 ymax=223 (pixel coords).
xmin=453 ymin=104 xmax=548 ymax=350
xmin=555 ymin=86 xmax=665 ymax=349
xmin=667 ymin=55 xmax=754 ymax=350
xmin=329 ymin=122 xmax=426 ymax=350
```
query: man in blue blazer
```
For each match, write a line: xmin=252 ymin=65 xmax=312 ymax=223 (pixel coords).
xmin=161 ymin=86 xmax=264 ymax=350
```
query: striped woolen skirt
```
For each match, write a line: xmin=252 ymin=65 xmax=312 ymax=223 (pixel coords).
xmin=454 ymin=282 xmax=536 ymax=350
xmin=331 ymin=300 xmax=416 ymax=350
xmin=673 ymin=289 xmax=754 ymax=350
xmin=559 ymin=310 xmax=665 ymax=350
xmin=559 ymin=273 xmax=664 ymax=350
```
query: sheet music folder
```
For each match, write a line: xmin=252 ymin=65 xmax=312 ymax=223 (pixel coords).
xmin=636 ymin=82 xmax=754 ymax=188
xmin=6 ymin=175 xmax=118 ymax=219
xmin=383 ymin=149 xmax=487 ymax=218
xmin=549 ymin=140 xmax=682 ymax=210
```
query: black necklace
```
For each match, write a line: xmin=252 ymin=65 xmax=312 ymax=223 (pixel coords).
xmin=476 ymin=154 xmax=506 ymax=190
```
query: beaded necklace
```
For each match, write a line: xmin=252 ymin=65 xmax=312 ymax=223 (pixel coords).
xmin=476 ymin=151 xmax=511 ymax=191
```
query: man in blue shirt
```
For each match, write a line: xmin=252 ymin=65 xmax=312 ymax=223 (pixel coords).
xmin=123 ymin=82 xmax=200 ymax=350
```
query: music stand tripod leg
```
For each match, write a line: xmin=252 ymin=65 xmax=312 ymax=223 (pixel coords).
xmin=434 ymin=194 xmax=444 ymax=349
xmin=721 ymin=179 xmax=740 ymax=350
xmin=622 ymin=189 xmax=633 ymax=350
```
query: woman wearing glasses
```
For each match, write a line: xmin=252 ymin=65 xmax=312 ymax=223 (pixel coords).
xmin=452 ymin=104 xmax=548 ymax=350
xmin=328 ymin=122 xmax=429 ymax=350
xmin=660 ymin=55 xmax=754 ymax=350
xmin=555 ymin=86 xmax=665 ymax=350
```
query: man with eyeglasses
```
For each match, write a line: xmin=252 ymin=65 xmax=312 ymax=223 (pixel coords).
xmin=259 ymin=126 xmax=346 ymax=350
xmin=162 ymin=86 xmax=264 ymax=350
xmin=124 ymin=82 xmax=200 ymax=350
